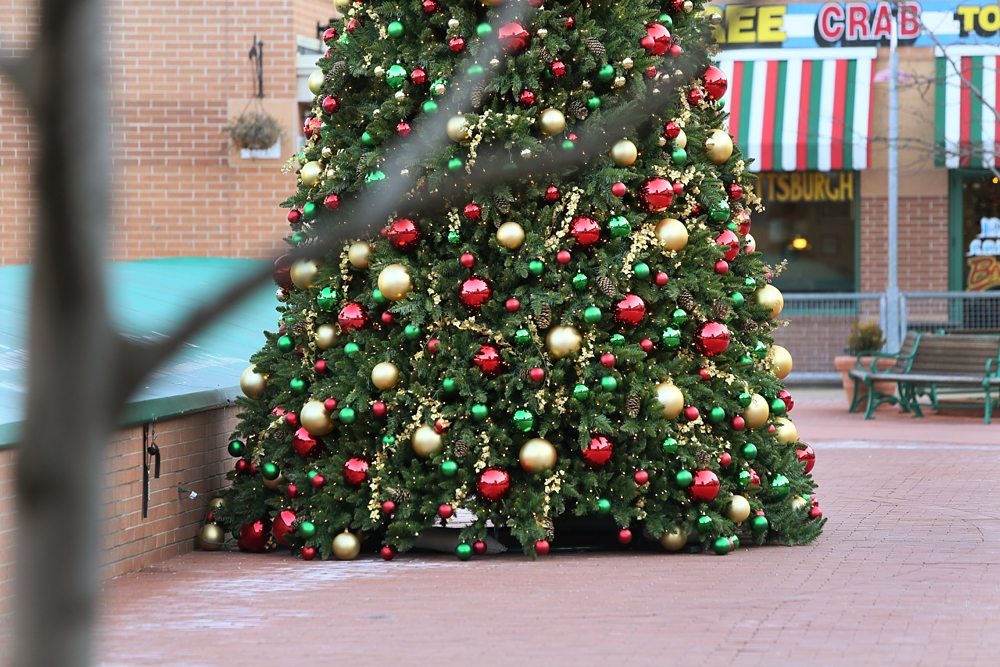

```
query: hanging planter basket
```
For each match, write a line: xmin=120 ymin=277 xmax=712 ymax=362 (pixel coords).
xmin=227 ymin=105 xmax=283 ymax=151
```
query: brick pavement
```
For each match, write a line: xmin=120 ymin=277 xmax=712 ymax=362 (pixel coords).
xmin=19 ymin=388 xmax=1000 ymax=665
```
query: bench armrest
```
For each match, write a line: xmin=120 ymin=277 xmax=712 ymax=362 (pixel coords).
xmin=858 ymin=349 xmax=915 ymax=374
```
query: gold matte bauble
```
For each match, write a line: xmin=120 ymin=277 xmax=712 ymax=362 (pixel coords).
xmin=655 ymin=382 xmax=684 ymax=419
xmin=198 ymin=523 xmax=225 ymax=551
xmin=706 ymin=129 xmax=734 ymax=164
xmin=770 ymin=345 xmax=793 ymax=380
xmin=519 ymin=438 xmax=558 ymax=474
xmin=660 ymin=527 xmax=687 ymax=552
xmin=371 ymin=361 xmax=400 ymax=391
xmin=675 ymin=129 xmax=687 ymax=149
xmin=790 ymin=495 xmax=809 ymax=511
xmin=496 ymin=222 xmax=525 ymax=249
xmin=654 ymin=218 xmax=688 ymax=251
xmin=742 ymin=393 xmax=769 ymax=430
xmin=539 ymin=108 xmax=567 ymax=135
xmin=290 ymin=258 xmax=321 ymax=290
xmin=240 ymin=365 xmax=267 ymax=400
xmin=774 ymin=417 xmax=798 ymax=444
xmin=316 ymin=323 xmax=339 ymax=350
xmin=307 ymin=69 xmax=325 ymax=95
xmin=348 ymin=241 xmax=372 ymax=269
xmin=262 ymin=471 xmax=286 ymax=490
xmin=209 ymin=497 xmax=225 ymax=510
xmin=412 ymin=425 xmax=444 ymax=459
xmin=300 ymin=160 xmax=323 ymax=187
xmin=377 ymin=263 xmax=412 ymax=301
xmin=755 ymin=284 xmax=784 ymax=318
xmin=300 ymin=399 xmax=334 ymax=436
xmin=610 ymin=139 xmax=638 ymax=167
xmin=333 ymin=0 xmax=351 ymax=12
xmin=726 ymin=495 xmax=752 ymax=524
xmin=446 ymin=114 xmax=470 ymax=142
xmin=545 ymin=325 xmax=583 ymax=359
xmin=332 ymin=531 xmax=361 ymax=560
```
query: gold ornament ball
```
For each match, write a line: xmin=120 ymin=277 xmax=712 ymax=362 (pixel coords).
xmin=209 ymin=497 xmax=225 ymax=510
xmin=348 ymin=241 xmax=372 ymax=269
xmin=496 ymin=222 xmax=525 ymax=250
xmin=316 ymin=323 xmax=339 ymax=350
xmin=290 ymin=258 xmax=321 ymax=290
xmin=774 ymin=417 xmax=798 ymax=444
xmin=706 ymin=129 xmax=734 ymax=164
xmin=519 ymin=438 xmax=558 ymax=474
xmin=755 ymin=284 xmax=784 ymax=319
xmin=300 ymin=160 xmax=323 ymax=187
xmin=371 ymin=361 xmax=400 ymax=391
xmin=412 ymin=425 xmax=444 ymax=459
xmin=332 ymin=531 xmax=361 ymax=560
xmin=790 ymin=495 xmax=809 ymax=511
xmin=683 ymin=0 xmax=694 ymax=12
xmin=240 ymin=365 xmax=267 ymax=400
xmin=539 ymin=108 xmax=567 ymax=135
xmin=307 ymin=69 xmax=325 ymax=95
xmin=377 ymin=263 xmax=412 ymax=301
xmin=446 ymin=114 xmax=470 ymax=142
xmin=742 ymin=393 xmax=769 ymax=430
xmin=300 ymin=399 xmax=334 ymax=436
xmin=655 ymin=382 xmax=685 ymax=419
xmin=545 ymin=325 xmax=583 ymax=359
xmin=675 ymin=129 xmax=688 ymax=149
xmin=262 ymin=471 xmax=285 ymax=490
xmin=610 ymin=139 xmax=638 ymax=167
xmin=770 ymin=345 xmax=793 ymax=380
xmin=660 ymin=527 xmax=687 ymax=552
xmin=654 ymin=218 xmax=688 ymax=251
xmin=726 ymin=495 xmax=752 ymax=524
xmin=198 ymin=524 xmax=225 ymax=551
xmin=333 ymin=0 xmax=351 ymax=11
xmin=744 ymin=233 xmax=757 ymax=254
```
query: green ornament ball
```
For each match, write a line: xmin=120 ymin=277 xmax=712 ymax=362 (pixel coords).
xmin=713 ymin=537 xmax=732 ymax=555
xmin=227 ymin=440 xmax=244 ymax=457
xmin=770 ymin=397 xmax=787 ymax=415
xmin=514 ymin=329 xmax=531 ymax=345
xmin=737 ymin=392 xmax=752 ymax=407
xmin=745 ymin=276 xmax=757 ymax=288
xmin=361 ymin=131 xmax=375 ymax=147
xmin=633 ymin=262 xmax=650 ymax=279
xmin=441 ymin=460 xmax=458 ymax=477
xmin=572 ymin=273 xmax=589 ymax=290
xmin=431 ymin=79 xmax=447 ymax=96
xmin=448 ymin=157 xmax=463 ymax=171
xmin=584 ymin=306 xmax=602 ymax=324
xmin=382 ymin=435 xmax=396 ymax=445
xmin=753 ymin=341 xmax=768 ymax=358
xmin=738 ymin=470 xmax=752 ymax=487
xmin=298 ymin=520 xmax=317 ymax=538
xmin=467 ymin=64 xmax=484 ymax=78
xmin=609 ymin=216 xmax=631 ymax=238
xmin=344 ymin=342 xmax=360 ymax=355
xmin=610 ymin=334 xmax=625 ymax=347
xmin=512 ymin=409 xmax=535 ymax=432
xmin=587 ymin=96 xmax=601 ymax=110
xmin=708 ymin=406 xmax=726 ymax=423
xmin=671 ymin=147 xmax=687 ymax=165
xmin=662 ymin=437 xmax=678 ymax=454
xmin=661 ymin=327 xmax=681 ymax=348
xmin=742 ymin=442 xmax=758 ymax=460
xmin=675 ymin=469 xmax=693 ymax=488
xmin=289 ymin=378 xmax=306 ymax=394
xmin=476 ymin=22 xmax=492 ymax=37
xmin=730 ymin=535 xmax=740 ymax=549
xmin=739 ymin=355 xmax=753 ymax=365
xmin=365 ymin=170 xmax=386 ymax=184
xmin=307 ymin=470 xmax=318 ymax=479
xmin=277 ymin=335 xmax=294 ymax=353
xmin=442 ymin=378 xmax=457 ymax=394
xmin=597 ymin=499 xmax=612 ymax=515
xmin=339 ymin=407 xmax=357 ymax=424
xmin=261 ymin=462 xmax=279 ymax=480
xmin=404 ymin=324 xmax=421 ymax=340
xmin=291 ymin=232 xmax=306 ymax=245
xmin=387 ymin=21 xmax=404 ymax=38
xmin=725 ymin=221 xmax=738 ymax=232
xmin=573 ymin=384 xmax=590 ymax=401
xmin=672 ymin=308 xmax=688 ymax=326
xmin=456 ymin=543 xmax=473 ymax=561
xmin=770 ymin=474 xmax=790 ymax=499
xmin=561 ymin=139 xmax=575 ymax=151
xmin=751 ymin=515 xmax=769 ymax=533
xmin=372 ymin=289 xmax=388 ymax=305
xmin=600 ymin=376 xmax=618 ymax=392
xmin=709 ymin=200 xmax=731 ymax=222
xmin=471 ymin=404 xmax=489 ymax=421
xmin=730 ymin=292 xmax=745 ymax=307
xmin=317 ymin=287 xmax=338 ymax=311
xmin=529 ymin=259 xmax=545 ymax=276
xmin=598 ymin=64 xmax=615 ymax=81
xmin=423 ymin=100 xmax=439 ymax=115
xmin=386 ymin=64 xmax=407 ymax=88
xmin=697 ymin=515 xmax=713 ymax=532
xmin=302 ymin=201 xmax=318 ymax=219
xmin=659 ymin=14 xmax=674 ymax=28
xmin=447 ymin=231 xmax=461 ymax=245
xmin=717 ymin=98 xmax=726 ymax=110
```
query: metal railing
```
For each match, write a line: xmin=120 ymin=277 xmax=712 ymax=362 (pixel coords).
xmin=899 ymin=291 xmax=1000 ymax=341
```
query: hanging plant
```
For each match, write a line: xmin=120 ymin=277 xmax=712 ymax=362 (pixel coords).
xmin=227 ymin=104 xmax=283 ymax=151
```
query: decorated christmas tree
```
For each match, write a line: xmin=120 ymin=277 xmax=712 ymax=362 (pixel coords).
xmin=210 ymin=0 xmax=823 ymax=560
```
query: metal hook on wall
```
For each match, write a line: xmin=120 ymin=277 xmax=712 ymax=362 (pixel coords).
xmin=248 ymin=34 xmax=264 ymax=99
xmin=142 ymin=422 xmax=161 ymax=519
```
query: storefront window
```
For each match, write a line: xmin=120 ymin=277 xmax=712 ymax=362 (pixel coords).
xmin=961 ymin=174 xmax=1000 ymax=292
xmin=753 ymin=171 xmax=857 ymax=293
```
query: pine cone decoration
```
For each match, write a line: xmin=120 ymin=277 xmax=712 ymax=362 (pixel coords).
xmin=596 ymin=276 xmax=616 ymax=298
xmin=584 ymin=36 xmax=606 ymax=57
xmin=494 ymin=196 xmax=511 ymax=214
xmin=519 ymin=368 xmax=531 ymax=382
xmin=330 ymin=61 xmax=348 ymax=78
xmin=540 ymin=48 xmax=556 ymax=64
xmin=470 ymin=83 xmax=485 ymax=109
xmin=742 ymin=319 xmax=759 ymax=333
xmin=536 ymin=302 xmax=552 ymax=329
xmin=626 ymin=394 xmax=641 ymax=419
xmin=567 ymin=99 xmax=588 ymax=120
xmin=542 ymin=518 xmax=555 ymax=541
xmin=453 ymin=440 xmax=470 ymax=458
xmin=695 ymin=449 xmax=710 ymax=467
xmin=293 ymin=320 xmax=309 ymax=337
xmin=678 ymin=287 xmax=696 ymax=311
xmin=387 ymin=487 xmax=411 ymax=504
xmin=713 ymin=302 xmax=732 ymax=322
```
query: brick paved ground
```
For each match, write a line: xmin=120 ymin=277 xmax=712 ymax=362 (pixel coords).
xmin=31 ymin=388 xmax=1000 ymax=665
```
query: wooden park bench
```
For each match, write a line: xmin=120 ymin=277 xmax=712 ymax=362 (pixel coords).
xmin=849 ymin=333 xmax=1000 ymax=424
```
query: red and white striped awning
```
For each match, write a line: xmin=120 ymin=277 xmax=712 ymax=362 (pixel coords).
xmin=935 ymin=46 xmax=1000 ymax=169
xmin=715 ymin=48 xmax=877 ymax=172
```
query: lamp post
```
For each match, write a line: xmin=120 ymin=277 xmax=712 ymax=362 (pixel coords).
xmin=886 ymin=6 xmax=901 ymax=352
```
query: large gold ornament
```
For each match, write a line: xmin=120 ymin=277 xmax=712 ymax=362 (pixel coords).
xmin=316 ymin=323 xmax=339 ymax=350
xmin=660 ymin=527 xmax=687 ymax=552
xmin=300 ymin=399 xmax=334 ymax=435
xmin=519 ymin=438 xmax=558 ymax=474
xmin=377 ymin=263 xmax=412 ymax=301
xmin=610 ymin=139 xmax=638 ymax=167
xmin=240 ymin=365 xmax=267 ymax=400
xmin=774 ymin=417 xmax=798 ymax=444
xmin=262 ymin=471 xmax=285 ymax=490
xmin=300 ymin=161 xmax=323 ymax=187
xmin=290 ymin=258 xmax=321 ymax=290
xmin=539 ymin=108 xmax=567 ymax=135
xmin=446 ymin=114 xmax=470 ymax=142
xmin=496 ymin=222 xmax=525 ymax=249
xmin=198 ymin=524 xmax=225 ymax=551
xmin=706 ymin=129 xmax=734 ymax=164
xmin=307 ymin=69 xmax=325 ymax=95
xmin=790 ymin=495 xmax=809 ymax=511
xmin=332 ymin=531 xmax=361 ymax=560
xmin=371 ymin=361 xmax=400 ymax=391
xmin=412 ymin=425 xmax=444 ymax=458
xmin=654 ymin=218 xmax=688 ymax=251
xmin=754 ymin=284 xmax=784 ymax=318
xmin=655 ymin=382 xmax=685 ymax=419
xmin=726 ymin=495 xmax=751 ymax=524
xmin=675 ymin=129 xmax=687 ymax=149
xmin=209 ymin=497 xmax=226 ymax=510
xmin=545 ymin=325 xmax=583 ymax=359
xmin=770 ymin=345 xmax=793 ymax=379
xmin=348 ymin=241 xmax=372 ymax=269
xmin=742 ymin=393 xmax=769 ymax=430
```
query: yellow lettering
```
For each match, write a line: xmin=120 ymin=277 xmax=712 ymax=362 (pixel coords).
xmin=705 ymin=6 xmax=726 ymax=42
xmin=789 ymin=173 xmax=804 ymax=201
xmin=814 ymin=173 xmax=828 ymax=202
xmin=758 ymin=6 xmax=787 ymax=42
xmin=956 ymin=6 xmax=980 ymax=34
xmin=776 ymin=174 xmax=790 ymax=201
xmin=727 ymin=5 xmax=757 ymax=43
xmin=840 ymin=172 xmax=854 ymax=200
xmin=980 ymin=5 xmax=1000 ymax=32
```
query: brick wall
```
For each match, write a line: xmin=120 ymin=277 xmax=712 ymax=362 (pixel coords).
xmin=859 ymin=194 xmax=951 ymax=294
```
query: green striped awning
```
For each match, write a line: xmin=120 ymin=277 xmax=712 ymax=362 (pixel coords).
xmin=935 ymin=46 xmax=1000 ymax=169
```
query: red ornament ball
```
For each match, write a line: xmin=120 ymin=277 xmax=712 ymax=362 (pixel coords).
xmin=768 ymin=424 xmax=776 ymax=433
xmin=387 ymin=217 xmax=421 ymax=250
xmin=302 ymin=546 xmax=316 ymax=560
xmin=287 ymin=209 xmax=301 ymax=224
xmin=672 ymin=182 xmax=684 ymax=195
xmin=322 ymin=96 xmax=340 ymax=114
xmin=310 ymin=474 xmax=326 ymax=489
xmin=728 ymin=182 xmax=743 ymax=200
xmin=380 ymin=546 xmax=396 ymax=560
xmin=323 ymin=27 xmax=337 ymax=43
xmin=235 ymin=459 xmax=248 ymax=474
xmin=381 ymin=311 xmax=394 ymax=325
xmin=698 ymin=368 xmax=711 ymax=381
xmin=557 ymin=250 xmax=572 ymax=264
xmin=473 ymin=541 xmax=488 ymax=556
xmin=668 ymin=44 xmax=683 ymax=58
xmin=477 ymin=468 xmax=511 ymax=502
xmin=286 ymin=483 xmax=298 ymax=498
xmin=715 ymin=260 xmax=729 ymax=274
xmin=529 ymin=367 xmax=545 ymax=382
xmin=639 ymin=177 xmax=674 ymax=213
xmin=695 ymin=321 xmax=731 ymax=357
xmin=438 ymin=504 xmax=454 ymax=519
xmin=655 ymin=271 xmax=669 ymax=286
xmin=505 ymin=298 xmax=520 ymax=312
xmin=273 ymin=254 xmax=293 ymax=288
xmin=535 ymin=540 xmax=550 ymax=555
xmin=460 ymin=276 xmax=492 ymax=308
xmin=411 ymin=68 xmax=427 ymax=85
xmin=640 ymin=338 xmax=654 ymax=352
xmin=702 ymin=65 xmax=729 ymax=101
xmin=338 ymin=302 xmax=369 ymax=331
xmin=544 ymin=185 xmax=560 ymax=202
xmin=797 ymin=444 xmax=816 ymax=473
xmin=613 ymin=294 xmax=646 ymax=327
xmin=272 ymin=510 xmax=297 ymax=546
xmin=732 ymin=415 xmax=746 ymax=431
xmin=237 ymin=519 xmax=271 ymax=553
xmin=778 ymin=389 xmax=795 ymax=412
xmin=460 ymin=253 xmax=475 ymax=268
xmin=685 ymin=406 xmax=700 ymax=421
xmin=323 ymin=194 xmax=340 ymax=210
xmin=583 ymin=435 xmax=613 ymax=467
xmin=463 ymin=203 xmax=482 ymax=220
xmin=611 ymin=182 xmax=627 ymax=197
xmin=421 ymin=0 xmax=438 ymax=12
xmin=434 ymin=419 xmax=450 ymax=434
xmin=720 ymin=452 xmax=733 ymax=467
xmin=303 ymin=117 xmax=322 ymax=138
xmin=618 ymin=528 xmax=633 ymax=544
xmin=634 ymin=470 xmax=650 ymax=485
xmin=809 ymin=506 xmax=823 ymax=520
xmin=689 ymin=469 xmax=720 ymax=502
xmin=644 ymin=66 xmax=657 ymax=79
xmin=600 ymin=353 xmax=616 ymax=367
xmin=664 ymin=121 xmax=681 ymax=138
xmin=498 ymin=21 xmax=531 ymax=54
xmin=343 ymin=457 xmax=370 ymax=487
xmin=346 ymin=18 xmax=361 ymax=33
xmin=449 ymin=36 xmax=466 ymax=53
xmin=644 ymin=23 xmax=671 ymax=56
xmin=292 ymin=427 xmax=321 ymax=458
xmin=687 ymin=88 xmax=705 ymax=106
xmin=381 ymin=500 xmax=396 ymax=514
xmin=749 ymin=469 xmax=761 ymax=486
xmin=716 ymin=229 xmax=740 ymax=261
xmin=563 ymin=15 xmax=576 ymax=28
xmin=286 ymin=412 xmax=299 ymax=426
xmin=519 ymin=89 xmax=536 ymax=107
xmin=472 ymin=344 xmax=504 ymax=377
xmin=324 ymin=398 xmax=338 ymax=412
xmin=428 ymin=338 xmax=440 ymax=354
xmin=550 ymin=61 xmax=567 ymax=77
xmin=569 ymin=216 xmax=601 ymax=248
xmin=397 ymin=121 xmax=412 ymax=137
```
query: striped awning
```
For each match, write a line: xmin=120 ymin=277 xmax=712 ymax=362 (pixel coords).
xmin=935 ymin=47 xmax=999 ymax=169
xmin=716 ymin=48 xmax=877 ymax=173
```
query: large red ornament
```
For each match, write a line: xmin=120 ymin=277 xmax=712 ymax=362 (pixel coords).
xmin=613 ymin=294 xmax=646 ymax=327
xmin=338 ymin=302 xmax=369 ymax=331
xmin=292 ymin=427 xmax=321 ymax=458
xmin=460 ymin=276 xmax=492 ymax=308
xmin=498 ymin=22 xmax=531 ymax=54
xmin=639 ymin=177 xmax=674 ymax=213
xmin=695 ymin=321 xmax=731 ymax=357
xmin=477 ymin=468 xmax=511 ymax=502
xmin=273 ymin=254 xmax=293 ymax=288
xmin=688 ymin=470 xmax=720 ymax=502
xmin=715 ymin=229 xmax=740 ymax=261
xmin=582 ymin=435 xmax=613 ymax=467
xmin=472 ymin=344 xmax=504 ymax=377
xmin=237 ymin=519 xmax=271 ymax=552
xmin=343 ymin=457 xmax=370 ymax=487
xmin=797 ymin=444 xmax=816 ymax=473
xmin=321 ymin=96 xmax=340 ymax=114
xmin=644 ymin=23 xmax=671 ymax=56
xmin=569 ymin=216 xmax=601 ymax=248
xmin=702 ymin=66 xmax=729 ymax=100
xmin=387 ymin=218 xmax=421 ymax=250
xmin=272 ymin=510 xmax=297 ymax=546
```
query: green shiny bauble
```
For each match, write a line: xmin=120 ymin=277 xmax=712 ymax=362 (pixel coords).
xmin=291 ymin=232 xmax=306 ymax=245
xmin=514 ymin=329 xmax=531 ymax=344
xmin=713 ymin=537 xmax=732 ymax=555
xmin=609 ymin=216 xmax=631 ymax=238
xmin=730 ymin=292 xmax=745 ymax=307
xmin=709 ymin=200 xmax=730 ymax=222
xmin=742 ymin=442 xmax=758 ymax=460
xmin=382 ymin=435 xmax=396 ymax=445
xmin=387 ymin=21 xmax=404 ymax=37
xmin=561 ymin=139 xmax=575 ymax=151
xmin=365 ymin=170 xmax=386 ymax=184
xmin=423 ymin=100 xmax=439 ymax=115
xmin=671 ymin=147 xmax=687 ymax=165
xmin=753 ymin=341 xmax=768 ymax=358
xmin=573 ymin=384 xmax=590 ymax=400
xmin=302 ymin=201 xmax=318 ymax=219
xmin=339 ymin=407 xmax=357 ymax=424
xmin=386 ymin=64 xmax=407 ymax=88
xmin=662 ymin=437 xmax=678 ymax=454
xmin=441 ymin=460 xmax=458 ymax=477
xmin=751 ymin=515 xmax=769 ymax=533
xmin=708 ymin=406 xmax=726 ymax=423
xmin=697 ymin=515 xmax=714 ymax=532
xmin=597 ymin=498 xmax=612 ymax=515
xmin=289 ymin=378 xmax=306 ymax=394
xmin=770 ymin=474 xmax=790 ymax=498
xmin=598 ymin=64 xmax=615 ymax=81
xmin=739 ymin=355 xmax=753 ymax=365
xmin=633 ymin=262 xmax=650 ymax=279
xmin=584 ymin=306 xmax=602 ymax=323
xmin=730 ymin=535 xmax=740 ymax=549
xmin=672 ymin=308 xmax=688 ymax=326
xmin=600 ymin=376 xmax=618 ymax=392
xmin=476 ymin=22 xmax=492 ymax=37
xmin=675 ymin=469 xmax=693 ymax=487
xmin=659 ymin=14 xmax=674 ymax=27
xmin=372 ymin=289 xmax=388 ymax=305
xmin=448 ymin=231 xmax=461 ymax=245
xmin=467 ymin=64 xmax=484 ymax=78
xmin=738 ymin=470 xmax=752 ymax=486
xmin=529 ymin=259 xmax=545 ymax=276
xmin=456 ymin=543 xmax=473 ymax=561
xmin=744 ymin=276 xmax=757 ymax=288
xmin=610 ymin=334 xmax=625 ymax=347
xmin=717 ymin=98 xmax=726 ymax=110
xmin=442 ymin=377 xmax=457 ymax=394
xmin=227 ymin=440 xmax=244 ymax=457
xmin=361 ymin=131 xmax=375 ymax=147
xmin=513 ymin=409 xmax=535 ymax=432
xmin=277 ymin=335 xmax=294 ymax=353
xmin=738 ymin=392 xmax=752 ymax=408
xmin=317 ymin=287 xmax=338 ymax=311
xmin=344 ymin=342 xmax=360 ymax=355
xmin=307 ymin=470 xmax=318 ymax=479
xmin=472 ymin=404 xmax=489 ymax=421
xmin=448 ymin=157 xmax=463 ymax=171
xmin=573 ymin=273 xmax=589 ymax=290
xmin=661 ymin=327 xmax=681 ymax=348
xmin=725 ymin=221 xmax=738 ymax=232
xmin=298 ymin=520 xmax=316 ymax=538
xmin=261 ymin=462 xmax=279 ymax=480
xmin=587 ymin=96 xmax=601 ymax=110
xmin=404 ymin=324 xmax=421 ymax=340
xmin=770 ymin=397 xmax=787 ymax=415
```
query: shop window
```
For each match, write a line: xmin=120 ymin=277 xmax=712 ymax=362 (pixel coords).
xmin=960 ymin=174 xmax=1000 ymax=292
xmin=753 ymin=171 xmax=857 ymax=293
